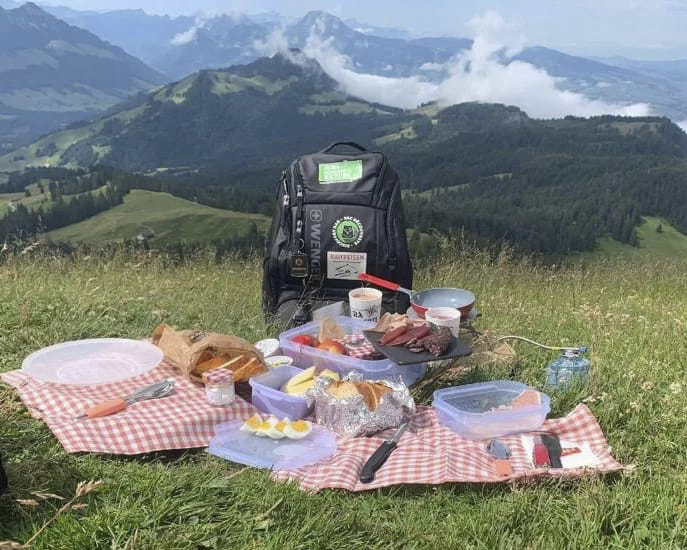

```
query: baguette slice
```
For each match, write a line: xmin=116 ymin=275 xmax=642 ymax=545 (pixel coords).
xmin=353 ymin=381 xmax=378 ymax=410
xmin=319 ymin=318 xmax=345 ymax=342
xmin=325 ymin=380 xmax=360 ymax=400
xmin=232 ymin=356 xmax=267 ymax=383
xmin=192 ymin=354 xmax=234 ymax=376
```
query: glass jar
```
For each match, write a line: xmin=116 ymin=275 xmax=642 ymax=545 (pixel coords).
xmin=204 ymin=369 xmax=235 ymax=406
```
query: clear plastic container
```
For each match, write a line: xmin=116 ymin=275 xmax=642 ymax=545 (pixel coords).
xmin=279 ymin=316 xmax=426 ymax=386
xmin=432 ymin=381 xmax=550 ymax=440
xmin=209 ymin=419 xmax=337 ymax=470
xmin=249 ymin=365 xmax=311 ymax=420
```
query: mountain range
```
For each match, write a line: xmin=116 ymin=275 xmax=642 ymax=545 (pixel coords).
xmin=2 ymin=52 xmax=685 ymax=182
xmin=2 ymin=2 xmax=687 ymax=155
xmin=2 ymin=50 xmax=687 ymax=258
xmin=40 ymin=5 xmax=687 ymax=121
xmin=0 ymin=2 xmax=166 ymax=153
xmin=0 ymin=54 xmax=408 ymax=173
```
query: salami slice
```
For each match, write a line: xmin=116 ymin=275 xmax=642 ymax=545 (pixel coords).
xmin=379 ymin=325 xmax=408 ymax=346
xmin=386 ymin=324 xmax=430 ymax=347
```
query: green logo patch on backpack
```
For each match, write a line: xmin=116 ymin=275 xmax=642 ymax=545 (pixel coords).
xmin=318 ymin=160 xmax=363 ymax=184
xmin=332 ymin=217 xmax=364 ymax=248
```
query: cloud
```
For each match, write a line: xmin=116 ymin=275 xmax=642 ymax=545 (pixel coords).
xmin=419 ymin=62 xmax=444 ymax=72
xmin=294 ymin=11 xmax=651 ymax=118
xmin=171 ymin=11 xmax=243 ymax=45
xmin=433 ymin=12 xmax=651 ymax=118
xmin=253 ymin=27 xmax=291 ymax=57
xmin=171 ymin=14 xmax=212 ymax=45
xmin=678 ymin=120 xmax=687 ymax=134
xmin=301 ymin=32 xmax=437 ymax=108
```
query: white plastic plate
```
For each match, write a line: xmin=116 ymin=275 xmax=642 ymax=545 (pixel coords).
xmin=21 ymin=338 xmax=163 ymax=385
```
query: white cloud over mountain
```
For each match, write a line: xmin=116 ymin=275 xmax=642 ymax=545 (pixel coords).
xmin=260 ymin=11 xmax=652 ymax=119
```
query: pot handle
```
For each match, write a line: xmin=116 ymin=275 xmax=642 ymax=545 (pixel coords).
xmin=357 ymin=273 xmax=416 ymax=298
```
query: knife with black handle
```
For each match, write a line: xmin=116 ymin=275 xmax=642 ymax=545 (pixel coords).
xmin=359 ymin=419 xmax=410 ymax=484
xmin=541 ymin=434 xmax=563 ymax=468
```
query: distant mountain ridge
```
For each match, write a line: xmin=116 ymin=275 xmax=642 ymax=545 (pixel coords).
xmin=3 ymin=52 xmax=685 ymax=182
xmin=0 ymin=2 xmax=166 ymax=152
xmin=46 ymin=6 xmax=687 ymax=121
xmin=0 ymin=54 xmax=409 ymax=173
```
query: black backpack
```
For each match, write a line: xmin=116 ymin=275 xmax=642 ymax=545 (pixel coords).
xmin=263 ymin=142 xmax=413 ymax=325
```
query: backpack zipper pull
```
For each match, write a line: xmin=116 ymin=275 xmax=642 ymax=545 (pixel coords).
xmin=281 ymin=171 xmax=289 ymax=207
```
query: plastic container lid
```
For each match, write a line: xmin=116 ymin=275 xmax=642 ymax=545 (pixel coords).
xmin=208 ymin=419 xmax=337 ymax=470
xmin=432 ymin=381 xmax=550 ymax=440
xmin=249 ymin=365 xmax=311 ymax=420
xmin=21 ymin=338 xmax=163 ymax=385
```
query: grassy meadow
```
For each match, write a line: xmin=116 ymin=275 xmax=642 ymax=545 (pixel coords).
xmin=585 ymin=216 xmax=687 ymax=259
xmin=47 ymin=190 xmax=270 ymax=246
xmin=1 ymin=247 xmax=686 ymax=549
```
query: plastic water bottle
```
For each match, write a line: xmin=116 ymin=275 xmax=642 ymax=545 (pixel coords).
xmin=545 ymin=349 xmax=590 ymax=389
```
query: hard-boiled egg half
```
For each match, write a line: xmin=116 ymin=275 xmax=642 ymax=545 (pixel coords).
xmin=240 ymin=415 xmax=313 ymax=440
xmin=282 ymin=419 xmax=313 ymax=440
xmin=239 ymin=414 xmax=263 ymax=434
xmin=257 ymin=415 xmax=286 ymax=439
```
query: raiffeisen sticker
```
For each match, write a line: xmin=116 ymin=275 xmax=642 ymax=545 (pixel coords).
xmin=326 ymin=251 xmax=367 ymax=280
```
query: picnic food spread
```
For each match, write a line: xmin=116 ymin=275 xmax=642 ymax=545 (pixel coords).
xmin=2 ymin=280 xmax=616 ymax=494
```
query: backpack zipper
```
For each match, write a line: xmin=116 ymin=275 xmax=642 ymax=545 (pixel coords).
xmin=386 ymin=181 xmax=398 ymax=271
xmin=281 ymin=170 xmax=289 ymax=207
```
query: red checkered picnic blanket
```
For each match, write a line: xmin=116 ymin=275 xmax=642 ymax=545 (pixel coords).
xmin=272 ymin=404 xmax=623 ymax=492
xmin=0 ymin=362 xmax=258 ymax=455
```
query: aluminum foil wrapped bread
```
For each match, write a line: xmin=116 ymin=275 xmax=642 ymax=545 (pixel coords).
xmin=306 ymin=372 xmax=415 ymax=437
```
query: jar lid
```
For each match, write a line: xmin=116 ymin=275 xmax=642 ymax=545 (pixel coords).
xmin=202 ymin=368 xmax=234 ymax=385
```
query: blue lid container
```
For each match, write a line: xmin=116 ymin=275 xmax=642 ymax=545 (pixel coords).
xmin=432 ymin=381 xmax=550 ymax=440
xmin=279 ymin=316 xmax=426 ymax=386
xmin=249 ymin=365 xmax=312 ymax=420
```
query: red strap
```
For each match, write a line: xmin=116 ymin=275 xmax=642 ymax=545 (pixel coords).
xmin=533 ymin=443 xmax=551 ymax=467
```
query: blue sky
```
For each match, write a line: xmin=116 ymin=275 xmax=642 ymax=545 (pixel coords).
xmin=40 ymin=0 xmax=687 ymax=59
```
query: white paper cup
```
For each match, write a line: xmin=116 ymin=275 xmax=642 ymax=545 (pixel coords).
xmin=349 ymin=288 xmax=383 ymax=322
xmin=425 ymin=307 xmax=461 ymax=336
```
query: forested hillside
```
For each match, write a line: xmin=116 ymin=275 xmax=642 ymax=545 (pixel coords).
xmin=386 ymin=104 xmax=687 ymax=254
xmin=2 ymin=56 xmax=687 ymax=257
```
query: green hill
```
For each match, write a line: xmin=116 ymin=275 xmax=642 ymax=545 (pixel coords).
xmin=0 ymin=54 xmax=406 ymax=173
xmin=586 ymin=216 xmax=687 ymax=259
xmin=0 ymin=181 xmax=107 ymax=215
xmin=0 ymin=3 xmax=165 ymax=151
xmin=48 ymin=189 xmax=269 ymax=245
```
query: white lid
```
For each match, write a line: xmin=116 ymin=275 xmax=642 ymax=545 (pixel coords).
xmin=254 ymin=338 xmax=280 ymax=358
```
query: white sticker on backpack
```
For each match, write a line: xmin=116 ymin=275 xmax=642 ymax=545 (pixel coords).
xmin=327 ymin=252 xmax=367 ymax=280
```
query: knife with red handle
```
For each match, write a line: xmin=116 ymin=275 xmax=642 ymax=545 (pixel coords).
xmin=533 ymin=435 xmax=551 ymax=467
